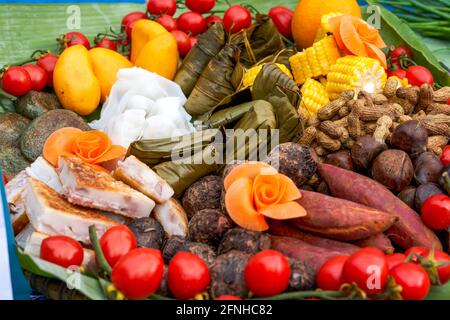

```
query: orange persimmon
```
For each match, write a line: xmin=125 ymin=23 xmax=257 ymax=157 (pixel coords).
xmin=224 ymin=162 xmax=307 ymax=231
xmin=43 ymin=127 xmax=83 ymax=167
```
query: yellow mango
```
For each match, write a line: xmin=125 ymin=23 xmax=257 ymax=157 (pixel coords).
xmin=89 ymin=48 xmax=133 ymax=102
xmin=131 ymin=19 xmax=168 ymax=63
xmin=135 ymin=33 xmax=179 ymax=80
xmin=53 ymin=45 xmax=101 ymax=116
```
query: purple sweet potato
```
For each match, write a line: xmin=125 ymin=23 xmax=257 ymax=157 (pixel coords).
xmin=318 ymin=163 xmax=442 ymax=250
xmin=290 ymin=190 xmax=397 ymax=241
xmin=352 ymin=234 xmax=394 ymax=254
xmin=268 ymin=220 xmax=359 ymax=255
xmin=270 ymin=236 xmax=351 ymax=273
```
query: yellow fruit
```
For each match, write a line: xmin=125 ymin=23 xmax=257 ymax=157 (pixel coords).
xmin=88 ymin=48 xmax=133 ymax=102
xmin=130 ymin=19 xmax=168 ymax=63
xmin=53 ymin=45 xmax=101 ymax=116
xmin=292 ymin=0 xmax=361 ymax=49
xmin=135 ymin=33 xmax=179 ymax=80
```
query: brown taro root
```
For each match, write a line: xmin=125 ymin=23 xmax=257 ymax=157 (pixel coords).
xmin=287 ymin=258 xmax=315 ymax=291
xmin=218 ymin=227 xmax=271 ymax=255
xmin=182 ymin=175 xmax=223 ymax=218
xmin=414 ymin=183 xmax=445 ymax=211
xmin=270 ymin=236 xmax=351 ymax=273
xmin=162 ymin=236 xmax=216 ymax=266
xmin=210 ymin=250 xmax=250 ymax=299
xmin=351 ymin=135 xmax=387 ymax=169
xmin=268 ymin=220 xmax=359 ymax=255
xmin=390 ymin=120 xmax=428 ymax=157
xmin=398 ymin=186 xmax=417 ymax=210
xmin=127 ymin=217 xmax=165 ymax=249
xmin=291 ymin=190 xmax=397 ymax=241
xmin=352 ymin=234 xmax=394 ymax=254
xmin=414 ymin=152 xmax=444 ymax=185
xmin=265 ymin=143 xmax=317 ymax=187
xmin=318 ymin=163 xmax=442 ymax=250
xmin=188 ymin=209 xmax=233 ymax=247
xmin=371 ymin=150 xmax=414 ymax=193
xmin=325 ymin=150 xmax=355 ymax=171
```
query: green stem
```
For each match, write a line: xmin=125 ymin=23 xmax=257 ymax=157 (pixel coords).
xmin=89 ymin=225 xmax=112 ymax=277
xmin=442 ymin=172 xmax=450 ymax=195
xmin=252 ymin=290 xmax=345 ymax=300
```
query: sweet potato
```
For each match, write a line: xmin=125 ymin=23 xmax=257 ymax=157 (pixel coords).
xmin=352 ymin=234 xmax=394 ymax=254
xmin=270 ymin=236 xmax=351 ymax=273
xmin=318 ymin=163 xmax=442 ymax=250
xmin=268 ymin=220 xmax=359 ymax=255
xmin=290 ymin=190 xmax=397 ymax=241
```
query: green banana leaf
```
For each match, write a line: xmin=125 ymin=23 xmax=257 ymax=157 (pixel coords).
xmin=363 ymin=3 xmax=450 ymax=86
xmin=18 ymin=249 xmax=106 ymax=300
xmin=426 ymin=282 xmax=450 ymax=300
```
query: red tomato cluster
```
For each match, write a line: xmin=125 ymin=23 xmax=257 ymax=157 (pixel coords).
xmin=1 ymin=52 xmax=58 ymax=97
xmin=317 ymin=246 xmax=450 ymax=300
xmin=387 ymin=45 xmax=434 ymax=86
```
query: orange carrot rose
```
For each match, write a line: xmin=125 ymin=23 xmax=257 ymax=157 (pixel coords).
xmin=43 ymin=127 xmax=127 ymax=169
xmin=224 ymin=162 xmax=307 ymax=231
xmin=329 ymin=15 xmax=387 ymax=68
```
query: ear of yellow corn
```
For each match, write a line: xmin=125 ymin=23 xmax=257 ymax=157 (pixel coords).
xmin=314 ymin=12 xmax=343 ymax=43
xmin=289 ymin=36 xmax=341 ymax=86
xmin=242 ymin=63 xmax=293 ymax=88
xmin=300 ymin=78 xmax=330 ymax=116
xmin=326 ymin=56 xmax=387 ymax=100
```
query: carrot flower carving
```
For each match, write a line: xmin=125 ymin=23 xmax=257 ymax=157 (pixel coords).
xmin=43 ymin=127 xmax=127 ymax=170
xmin=224 ymin=162 xmax=307 ymax=231
xmin=329 ymin=15 xmax=387 ymax=68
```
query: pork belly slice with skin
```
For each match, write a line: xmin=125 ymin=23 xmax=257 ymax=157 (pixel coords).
xmin=114 ymin=155 xmax=174 ymax=204
xmin=6 ymin=170 xmax=30 ymax=235
xmin=153 ymin=199 xmax=188 ymax=237
xmin=57 ymin=155 xmax=155 ymax=219
xmin=24 ymin=231 xmax=97 ymax=271
xmin=24 ymin=177 xmax=119 ymax=244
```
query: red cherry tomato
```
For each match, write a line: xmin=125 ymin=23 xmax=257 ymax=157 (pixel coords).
xmin=223 ymin=5 xmax=252 ymax=34
xmin=447 ymin=97 xmax=450 ymax=105
xmin=99 ymin=225 xmax=137 ymax=268
xmin=177 ymin=12 xmax=207 ymax=36
xmin=214 ymin=295 xmax=242 ymax=300
xmin=147 ymin=0 xmax=177 ymax=16
xmin=391 ymin=46 xmax=413 ymax=63
xmin=156 ymin=14 xmax=177 ymax=31
xmin=268 ymin=6 xmax=293 ymax=38
xmin=111 ymin=248 xmax=164 ymax=299
xmin=64 ymin=32 xmax=90 ymax=49
xmin=94 ymin=38 xmax=117 ymax=51
xmin=171 ymin=30 xmax=191 ymax=56
xmin=405 ymin=246 xmax=428 ymax=262
xmin=421 ymin=194 xmax=450 ymax=230
xmin=40 ymin=235 xmax=84 ymax=268
xmin=390 ymin=263 xmax=430 ymax=300
xmin=342 ymin=247 xmax=388 ymax=295
xmin=391 ymin=69 xmax=407 ymax=80
xmin=125 ymin=20 xmax=139 ymax=39
xmin=22 ymin=64 xmax=48 ymax=92
xmin=316 ymin=255 xmax=348 ymax=291
xmin=185 ymin=0 xmax=216 ymax=14
xmin=190 ymin=36 xmax=198 ymax=48
xmin=386 ymin=253 xmax=406 ymax=271
xmin=406 ymin=65 xmax=434 ymax=86
xmin=205 ymin=14 xmax=223 ymax=27
xmin=2 ymin=173 xmax=7 ymax=185
xmin=168 ymin=252 xmax=210 ymax=299
xmin=441 ymin=145 xmax=450 ymax=166
xmin=1 ymin=66 xmax=32 ymax=97
xmin=244 ymin=249 xmax=291 ymax=297
xmin=121 ymin=12 xmax=147 ymax=29
xmin=404 ymin=247 xmax=450 ymax=285
xmin=36 ymin=53 xmax=58 ymax=87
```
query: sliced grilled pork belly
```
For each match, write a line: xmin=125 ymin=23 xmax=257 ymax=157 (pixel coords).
xmin=57 ymin=155 xmax=155 ymax=219
xmin=24 ymin=177 xmax=119 ymax=244
xmin=6 ymin=170 xmax=29 ymax=235
xmin=24 ymin=231 xmax=96 ymax=270
xmin=114 ymin=155 xmax=174 ymax=204
xmin=153 ymin=199 xmax=188 ymax=237
xmin=26 ymin=156 xmax=63 ymax=194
